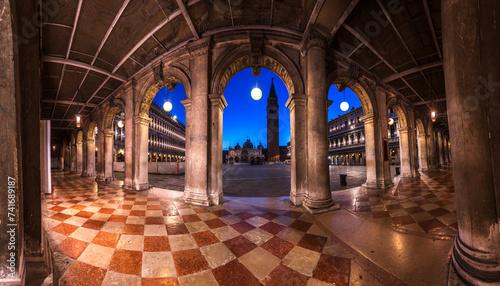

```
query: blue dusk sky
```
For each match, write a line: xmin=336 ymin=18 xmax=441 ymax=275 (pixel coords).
xmin=152 ymin=68 xmax=361 ymax=150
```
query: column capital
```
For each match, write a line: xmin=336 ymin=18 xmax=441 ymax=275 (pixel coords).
xmin=102 ymin=130 xmax=114 ymax=137
xmin=187 ymin=37 xmax=212 ymax=58
xmin=181 ymin=99 xmax=192 ymax=111
xmin=209 ymin=93 xmax=228 ymax=110
xmin=285 ymin=93 xmax=306 ymax=111
xmin=305 ymin=25 xmax=332 ymax=51
xmin=398 ymin=127 xmax=409 ymax=134
xmin=134 ymin=115 xmax=152 ymax=126
xmin=123 ymin=79 xmax=136 ymax=93
xmin=361 ymin=113 xmax=378 ymax=124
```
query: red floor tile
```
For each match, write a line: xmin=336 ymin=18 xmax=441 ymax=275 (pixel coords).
xmin=81 ymin=219 xmax=106 ymax=230
xmin=234 ymin=212 xmax=256 ymax=220
xmin=144 ymin=236 xmax=171 ymax=252
xmin=70 ymin=204 xmax=87 ymax=210
xmin=49 ymin=206 xmax=66 ymax=212
xmin=182 ymin=214 xmax=202 ymax=223
xmin=212 ymin=209 xmax=232 ymax=217
xmin=312 ymin=254 xmax=351 ymax=285
xmin=282 ymin=211 xmax=303 ymax=218
xmin=418 ymin=219 xmax=446 ymax=233
xmin=50 ymin=213 xmax=72 ymax=222
xmin=74 ymin=211 xmax=95 ymax=218
xmin=92 ymin=231 xmax=120 ymax=248
xmin=427 ymin=207 xmax=450 ymax=217
xmin=141 ymin=277 xmax=179 ymax=286
xmin=404 ymin=206 xmax=425 ymax=214
xmin=223 ymin=235 xmax=258 ymax=257
xmin=259 ymin=212 xmax=280 ymax=220
xmin=260 ymin=222 xmax=286 ymax=235
xmin=192 ymin=230 xmax=220 ymax=247
xmin=262 ymin=263 xmax=308 ymax=286
xmin=212 ymin=259 xmax=260 ymax=286
xmin=372 ymin=211 xmax=391 ymax=218
xmin=117 ymin=204 xmax=133 ymax=210
xmin=166 ymin=223 xmax=189 ymax=235
xmin=145 ymin=217 xmax=165 ymax=224
xmin=59 ymin=261 xmax=106 ymax=286
xmin=129 ymin=210 xmax=146 ymax=216
xmin=98 ymin=208 xmax=115 ymax=214
xmin=52 ymin=223 xmax=79 ymax=236
xmin=122 ymin=224 xmax=145 ymax=235
xmin=109 ymin=249 xmax=143 ymax=275
xmin=288 ymin=220 xmax=313 ymax=232
xmin=392 ymin=215 xmax=416 ymax=226
xmin=56 ymin=237 xmax=89 ymax=259
xmin=261 ymin=236 xmax=295 ymax=259
xmin=172 ymin=249 xmax=210 ymax=276
xmin=297 ymin=234 xmax=328 ymax=253
xmin=204 ymin=218 xmax=227 ymax=229
xmin=108 ymin=215 xmax=128 ymax=223
xmin=231 ymin=221 xmax=256 ymax=234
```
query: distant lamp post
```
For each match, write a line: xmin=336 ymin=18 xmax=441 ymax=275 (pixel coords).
xmin=340 ymin=89 xmax=349 ymax=111
xmin=251 ymin=75 xmax=262 ymax=101
xmin=388 ymin=118 xmax=394 ymax=125
xmin=117 ymin=120 xmax=124 ymax=128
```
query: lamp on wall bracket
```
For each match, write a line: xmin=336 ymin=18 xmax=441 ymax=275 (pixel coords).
xmin=340 ymin=88 xmax=349 ymax=112
xmin=75 ymin=89 xmax=82 ymax=128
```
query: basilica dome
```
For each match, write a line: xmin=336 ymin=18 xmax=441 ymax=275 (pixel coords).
xmin=242 ymin=139 xmax=254 ymax=149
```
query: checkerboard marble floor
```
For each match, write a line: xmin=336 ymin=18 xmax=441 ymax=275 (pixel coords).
xmin=333 ymin=168 xmax=457 ymax=238
xmin=45 ymin=172 xmax=398 ymax=286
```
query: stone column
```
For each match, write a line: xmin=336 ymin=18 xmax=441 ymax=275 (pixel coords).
xmin=376 ymin=90 xmax=393 ymax=187
xmin=181 ymin=99 xmax=192 ymax=195
xmin=70 ymin=139 xmax=76 ymax=173
xmin=362 ymin=114 xmax=380 ymax=188
xmin=83 ymin=138 xmax=95 ymax=177
xmin=286 ymin=94 xmax=307 ymax=205
xmin=398 ymin=127 xmax=412 ymax=177
xmin=40 ymin=120 xmax=52 ymax=194
xmin=443 ymin=0 xmax=500 ymax=283
xmin=443 ymin=136 xmax=450 ymax=163
xmin=103 ymin=131 xmax=114 ymax=182
xmin=59 ymin=139 xmax=65 ymax=171
xmin=76 ymin=141 xmax=83 ymax=174
xmin=426 ymin=121 xmax=438 ymax=171
xmin=95 ymin=131 xmax=105 ymax=181
xmin=123 ymin=83 xmax=135 ymax=190
xmin=417 ymin=135 xmax=429 ymax=172
xmin=132 ymin=115 xmax=151 ymax=191
xmin=303 ymin=35 xmax=338 ymax=214
xmin=436 ymin=131 xmax=445 ymax=167
xmin=407 ymin=109 xmax=420 ymax=177
xmin=208 ymin=94 xmax=227 ymax=205
xmin=184 ymin=39 xmax=211 ymax=206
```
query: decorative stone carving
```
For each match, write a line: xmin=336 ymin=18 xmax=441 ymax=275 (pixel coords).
xmin=217 ymin=55 xmax=295 ymax=95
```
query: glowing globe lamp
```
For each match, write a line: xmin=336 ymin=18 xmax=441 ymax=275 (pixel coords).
xmin=388 ymin=118 xmax=394 ymax=125
xmin=340 ymin=101 xmax=349 ymax=112
xmin=163 ymin=101 xmax=173 ymax=112
xmin=251 ymin=87 xmax=262 ymax=100
xmin=431 ymin=111 xmax=437 ymax=122
xmin=117 ymin=120 xmax=124 ymax=128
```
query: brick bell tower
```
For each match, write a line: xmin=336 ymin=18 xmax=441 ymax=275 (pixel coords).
xmin=266 ymin=78 xmax=280 ymax=162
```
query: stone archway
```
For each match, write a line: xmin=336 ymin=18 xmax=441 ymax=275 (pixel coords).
xmin=101 ymin=99 xmax=125 ymax=182
xmin=386 ymin=100 xmax=418 ymax=178
xmin=327 ymin=71 xmax=382 ymax=189
xmin=132 ymin=66 xmax=191 ymax=192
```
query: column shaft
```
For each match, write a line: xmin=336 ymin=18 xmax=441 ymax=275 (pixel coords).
xmin=103 ymin=132 xmax=114 ymax=182
xmin=443 ymin=0 xmax=500 ymax=283
xmin=303 ymin=38 xmax=337 ymax=213
xmin=417 ymin=135 xmax=429 ymax=172
xmin=286 ymin=94 xmax=307 ymax=205
xmin=76 ymin=143 xmax=83 ymax=174
xmin=208 ymin=94 xmax=227 ymax=205
xmin=133 ymin=115 xmax=151 ymax=191
xmin=362 ymin=115 xmax=379 ymax=188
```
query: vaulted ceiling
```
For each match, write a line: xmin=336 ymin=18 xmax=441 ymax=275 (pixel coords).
xmin=41 ymin=0 xmax=446 ymax=131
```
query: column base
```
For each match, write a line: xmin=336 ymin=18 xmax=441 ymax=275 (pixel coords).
xmin=303 ymin=196 xmax=340 ymax=214
xmin=290 ymin=191 xmax=305 ymax=206
xmin=184 ymin=191 xmax=212 ymax=206
xmin=378 ymin=179 xmax=394 ymax=189
xmin=122 ymin=182 xmax=150 ymax=191
xmin=95 ymin=175 xmax=105 ymax=182
xmin=81 ymin=172 xmax=94 ymax=178
xmin=363 ymin=180 xmax=379 ymax=189
xmin=104 ymin=177 xmax=114 ymax=182
xmin=452 ymin=235 xmax=500 ymax=284
xmin=209 ymin=192 xmax=224 ymax=206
